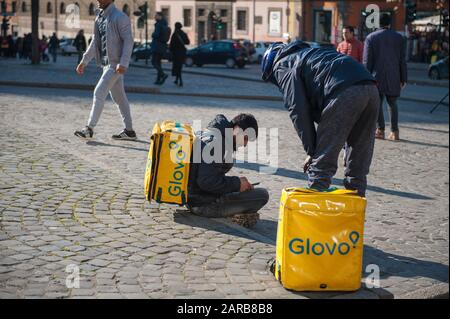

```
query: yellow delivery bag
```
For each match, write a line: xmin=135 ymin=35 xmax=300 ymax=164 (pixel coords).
xmin=144 ymin=121 xmax=194 ymax=205
xmin=275 ymin=187 xmax=366 ymax=291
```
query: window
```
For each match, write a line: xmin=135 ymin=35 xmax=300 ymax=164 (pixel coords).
xmin=89 ymin=3 xmax=95 ymax=16
xmin=237 ymin=10 xmax=248 ymax=31
xmin=22 ymin=2 xmax=27 ymax=12
xmin=200 ymin=42 xmax=214 ymax=52
xmin=47 ymin=2 xmax=52 ymax=14
xmin=183 ymin=8 xmax=192 ymax=27
xmin=213 ymin=42 xmax=231 ymax=52
xmin=60 ymin=2 xmax=65 ymax=14
xmin=12 ymin=1 xmax=17 ymax=13
xmin=122 ymin=4 xmax=130 ymax=16
xmin=220 ymin=9 xmax=228 ymax=18
xmin=198 ymin=8 xmax=205 ymax=17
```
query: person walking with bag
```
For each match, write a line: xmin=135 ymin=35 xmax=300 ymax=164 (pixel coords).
xmin=74 ymin=0 xmax=136 ymax=141
xmin=169 ymin=22 xmax=190 ymax=87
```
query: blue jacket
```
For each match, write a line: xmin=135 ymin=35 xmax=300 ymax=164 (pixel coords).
xmin=151 ymin=19 xmax=169 ymax=54
xmin=272 ymin=41 xmax=376 ymax=156
xmin=363 ymin=28 xmax=407 ymax=97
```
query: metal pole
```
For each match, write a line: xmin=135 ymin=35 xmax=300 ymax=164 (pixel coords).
xmin=252 ymin=0 xmax=256 ymax=43
xmin=145 ymin=1 xmax=148 ymax=65
xmin=54 ymin=0 xmax=58 ymax=36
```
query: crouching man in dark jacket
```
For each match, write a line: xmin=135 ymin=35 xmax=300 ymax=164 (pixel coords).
xmin=187 ymin=114 xmax=269 ymax=217
xmin=262 ymin=41 xmax=380 ymax=196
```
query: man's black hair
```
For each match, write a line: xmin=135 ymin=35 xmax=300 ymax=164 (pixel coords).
xmin=380 ymin=13 xmax=391 ymax=27
xmin=231 ymin=114 xmax=258 ymax=138
xmin=343 ymin=25 xmax=355 ymax=34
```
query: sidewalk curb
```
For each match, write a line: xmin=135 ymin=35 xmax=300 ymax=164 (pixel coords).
xmin=0 ymin=81 xmax=161 ymax=95
xmin=130 ymin=63 xmax=450 ymax=89
xmin=0 ymin=80 xmax=448 ymax=106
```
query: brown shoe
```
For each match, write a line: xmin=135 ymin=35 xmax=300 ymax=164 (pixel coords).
xmin=375 ymin=128 xmax=385 ymax=140
xmin=388 ymin=131 xmax=400 ymax=141
xmin=228 ymin=213 xmax=260 ymax=228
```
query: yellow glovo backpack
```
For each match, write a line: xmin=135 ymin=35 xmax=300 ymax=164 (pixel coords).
xmin=275 ymin=187 xmax=366 ymax=291
xmin=144 ymin=121 xmax=194 ymax=205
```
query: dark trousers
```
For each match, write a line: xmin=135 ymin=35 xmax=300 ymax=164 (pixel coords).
xmin=188 ymin=188 xmax=269 ymax=218
xmin=377 ymin=94 xmax=399 ymax=132
xmin=308 ymin=84 xmax=380 ymax=197
xmin=49 ymin=48 xmax=57 ymax=62
xmin=152 ymin=52 xmax=165 ymax=81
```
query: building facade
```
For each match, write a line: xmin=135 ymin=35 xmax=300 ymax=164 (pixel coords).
xmin=154 ymin=0 xmax=298 ymax=45
xmin=6 ymin=0 xmax=449 ymax=44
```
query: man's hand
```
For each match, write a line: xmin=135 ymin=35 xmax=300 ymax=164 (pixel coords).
xmin=76 ymin=63 xmax=85 ymax=75
xmin=115 ymin=64 xmax=127 ymax=74
xmin=239 ymin=177 xmax=254 ymax=193
xmin=401 ymin=82 xmax=407 ymax=90
xmin=303 ymin=155 xmax=312 ymax=173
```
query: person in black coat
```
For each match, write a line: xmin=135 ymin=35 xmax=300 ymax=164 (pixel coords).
xmin=187 ymin=114 xmax=269 ymax=218
xmin=74 ymin=29 xmax=87 ymax=64
xmin=169 ymin=22 xmax=190 ymax=87
xmin=363 ymin=13 xmax=407 ymax=141
xmin=262 ymin=41 xmax=380 ymax=196
xmin=151 ymin=12 xmax=170 ymax=85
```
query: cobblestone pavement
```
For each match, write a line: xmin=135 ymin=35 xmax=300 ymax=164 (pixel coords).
xmin=0 ymin=85 xmax=448 ymax=299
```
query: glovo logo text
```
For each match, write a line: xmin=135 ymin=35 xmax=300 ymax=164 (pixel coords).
xmin=288 ymin=231 xmax=360 ymax=256
xmin=168 ymin=140 xmax=186 ymax=197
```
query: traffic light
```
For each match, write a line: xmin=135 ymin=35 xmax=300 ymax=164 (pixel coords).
xmin=406 ymin=0 xmax=417 ymax=24
xmin=216 ymin=17 xmax=224 ymax=30
xmin=134 ymin=3 xmax=148 ymax=30
xmin=443 ymin=9 xmax=449 ymax=27
xmin=210 ymin=11 xmax=224 ymax=30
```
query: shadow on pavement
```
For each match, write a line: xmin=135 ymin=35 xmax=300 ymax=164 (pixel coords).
xmin=86 ymin=140 xmax=149 ymax=152
xmin=400 ymin=125 xmax=450 ymax=134
xmin=235 ymin=162 xmax=434 ymax=200
xmin=398 ymin=138 xmax=449 ymax=149
xmin=173 ymin=209 xmax=448 ymax=298
xmin=363 ymin=245 xmax=449 ymax=284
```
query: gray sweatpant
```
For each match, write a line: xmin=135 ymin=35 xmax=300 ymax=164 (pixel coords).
xmin=308 ymin=84 xmax=380 ymax=196
xmin=188 ymin=188 xmax=269 ymax=218
xmin=87 ymin=65 xmax=133 ymax=130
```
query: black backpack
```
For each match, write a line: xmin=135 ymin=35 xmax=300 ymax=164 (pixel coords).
xmin=161 ymin=25 xmax=171 ymax=43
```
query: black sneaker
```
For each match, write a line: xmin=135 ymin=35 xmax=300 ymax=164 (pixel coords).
xmin=74 ymin=126 xmax=93 ymax=139
xmin=112 ymin=129 xmax=137 ymax=141
xmin=157 ymin=74 xmax=168 ymax=85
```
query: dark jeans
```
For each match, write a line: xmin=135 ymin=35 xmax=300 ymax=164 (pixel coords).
xmin=377 ymin=94 xmax=399 ymax=132
xmin=152 ymin=52 xmax=165 ymax=81
xmin=49 ymin=48 xmax=57 ymax=62
xmin=188 ymin=188 xmax=269 ymax=218
xmin=308 ymin=84 xmax=380 ymax=197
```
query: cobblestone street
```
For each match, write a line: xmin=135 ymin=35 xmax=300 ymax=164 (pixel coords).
xmin=0 ymin=83 xmax=448 ymax=299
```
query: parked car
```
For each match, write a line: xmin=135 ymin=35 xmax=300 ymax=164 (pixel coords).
xmin=131 ymin=42 xmax=172 ymax=62
xmin=131 ymin=42 xmax=151 ymax=62
xmin=428 ymin=56 xmax=449 ymax=80
xmin=251 ymin=41 xmax=274 ymax=64
xmin=59 ymin=38 xmax=77 ymax=56
xmin=185 ymin=40 xmax=248 ymax=68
